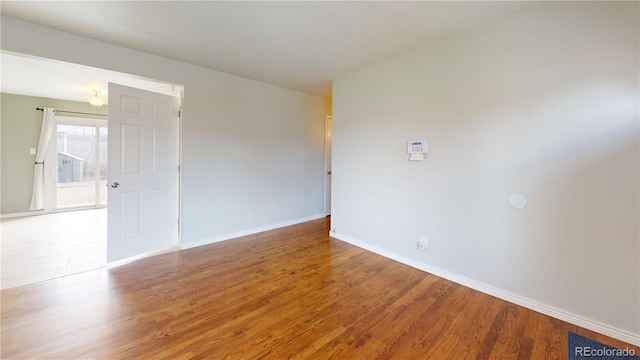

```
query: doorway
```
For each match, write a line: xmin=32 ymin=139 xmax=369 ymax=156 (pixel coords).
xmin=325 ymin=115 xmax=332 ymax=216
xmin=0 ymin=51 xmax=184 ymax=288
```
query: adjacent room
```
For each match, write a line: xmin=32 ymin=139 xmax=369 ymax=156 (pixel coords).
xmin=1 ymin=53 xmax=184 ymax=288
xmin=1 ymin=1 xmax=638 ymax=358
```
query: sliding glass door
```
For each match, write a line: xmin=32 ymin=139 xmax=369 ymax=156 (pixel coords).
xmin=55 ymin=117 xmax=108 ymax=210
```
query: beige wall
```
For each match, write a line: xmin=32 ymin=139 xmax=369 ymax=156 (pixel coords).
xmin=0 ymin=93 xmax=107 ymax=214
xmin=332 ymin=2 xmax=639 ymax=341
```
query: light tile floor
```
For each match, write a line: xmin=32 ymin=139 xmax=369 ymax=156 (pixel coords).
xmin=1 ymin=208 xmax=106 ymax=290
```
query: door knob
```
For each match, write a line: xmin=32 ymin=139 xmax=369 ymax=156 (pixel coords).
xmin=111 ymin=182 xmax=120 ymax=188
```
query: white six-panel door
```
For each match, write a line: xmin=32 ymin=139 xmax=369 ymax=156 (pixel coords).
xmin=107 ymin=83 xmax=179 ymax=263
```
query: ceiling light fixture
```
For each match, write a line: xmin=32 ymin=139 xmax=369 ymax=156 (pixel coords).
xmin=87 ymin=89 xmax=107 ymax=107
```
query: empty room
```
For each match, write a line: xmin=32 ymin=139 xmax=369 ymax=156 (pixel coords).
xmin=1 ymin=1 xmax=638 ymax=359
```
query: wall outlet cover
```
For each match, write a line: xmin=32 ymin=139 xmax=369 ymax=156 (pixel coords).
xmin=418 ymin=237 xmax=428 ymax=251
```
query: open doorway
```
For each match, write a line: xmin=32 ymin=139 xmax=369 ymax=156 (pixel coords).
xmin=0 ymin=52 xmax=183 ymax=289
xmin=325 ymin=115 xmax=332 ymax=216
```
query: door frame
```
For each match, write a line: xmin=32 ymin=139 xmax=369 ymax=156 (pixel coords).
xmin=324 ymin=115 xmax=332 ymax=216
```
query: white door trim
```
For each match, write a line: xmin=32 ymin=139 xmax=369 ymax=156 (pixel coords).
xmin=324 ymin=115 xmax=332 ymax=216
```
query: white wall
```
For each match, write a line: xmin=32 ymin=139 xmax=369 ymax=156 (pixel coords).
xmin=332 ymin=2 xmax=639 ymax=343
xmin=1 ymin=17 xmax=330 ymax=246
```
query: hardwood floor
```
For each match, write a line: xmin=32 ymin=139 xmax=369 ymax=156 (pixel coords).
xmin=1 ymin=217 xmax=637 ymax=359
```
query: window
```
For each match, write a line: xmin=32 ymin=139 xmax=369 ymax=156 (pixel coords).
xmin=53 ymin=117 xmax=108 ymax=210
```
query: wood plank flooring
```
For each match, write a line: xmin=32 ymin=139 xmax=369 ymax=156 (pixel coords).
xmin=1 ymin=217 xmax=638 ymax=359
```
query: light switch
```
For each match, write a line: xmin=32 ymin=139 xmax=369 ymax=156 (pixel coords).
xmin=29 ymin=147 xmax=37 ymax=155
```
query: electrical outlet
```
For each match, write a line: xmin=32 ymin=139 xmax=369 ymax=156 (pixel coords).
xmin=417 ymin=236 xmax=428 ymax=251
xmin=248 ymin=210 xmax=254 ymax=218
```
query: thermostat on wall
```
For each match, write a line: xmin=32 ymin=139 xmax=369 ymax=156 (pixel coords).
xmin=407 ymin=140 xmax=428 ymax=161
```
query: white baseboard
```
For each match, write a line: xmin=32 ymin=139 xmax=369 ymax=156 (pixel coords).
xmin=0 ymin=210 xmax=46 ymax=219
xmin=181 ymin=213 xmax=327 ymax=250
xmin=1 ymin=207 xmax=106 ymax=219
xmin=106 ymin=244 xmax=181 ymax=268
xmin=330 ymin=231 xmax=640 ymax=347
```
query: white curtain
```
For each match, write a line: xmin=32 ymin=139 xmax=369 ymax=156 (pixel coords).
xmin=29 ymin=108 xmax=56 ymax=210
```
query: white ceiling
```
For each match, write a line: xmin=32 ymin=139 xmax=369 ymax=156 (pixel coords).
xmin=1 ymin=1 xmax=530 ymax=99
xmin=1 ymin=52 xmax=183 ymax=103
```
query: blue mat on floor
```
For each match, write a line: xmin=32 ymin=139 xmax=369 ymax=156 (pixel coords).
xmin=568 ymin=332 xmax=638 ymax=359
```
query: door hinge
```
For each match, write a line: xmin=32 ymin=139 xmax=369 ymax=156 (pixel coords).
xmin=178 ymin=165 xmax=180 ymax=172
